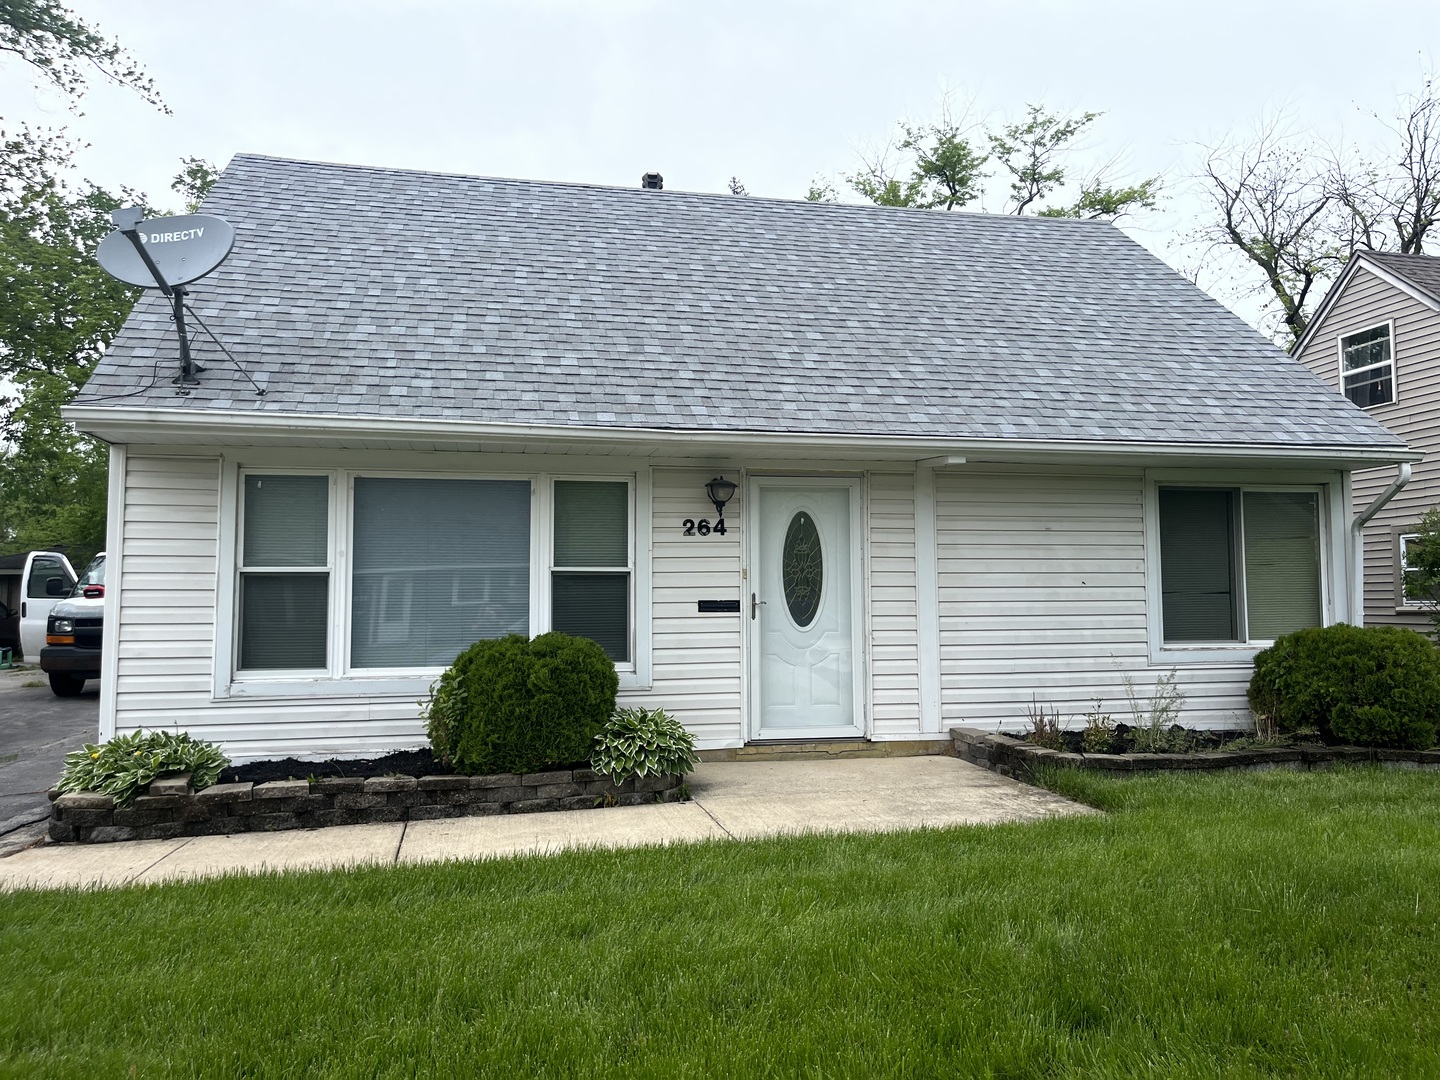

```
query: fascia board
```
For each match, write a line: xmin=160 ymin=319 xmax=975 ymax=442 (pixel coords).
xmin=63 ymin=404 xmax=1422 ymax=470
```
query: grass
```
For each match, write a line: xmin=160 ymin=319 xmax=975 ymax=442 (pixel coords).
xmin=3 ymin=767 xmax=1439 ymax=1077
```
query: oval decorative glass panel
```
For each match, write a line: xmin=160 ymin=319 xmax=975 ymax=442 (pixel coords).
xmin=782 ymin=511 xmax=823 ymax=627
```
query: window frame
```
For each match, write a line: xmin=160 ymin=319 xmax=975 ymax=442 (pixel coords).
xmin=545 ymin=476 xmax=636 ymax=666
xmin=1144 ymin=472 xmax=1340 ymax=664
xmin=1336 ymin=320 xmax=1396 ymax=410
xmin=234 ymin=470 xmax=336 ymax=679
xmin=1396 ymin=530 xmax=1437 ymax=610
xmin=215 ymin=461 xmax=651 ymax=700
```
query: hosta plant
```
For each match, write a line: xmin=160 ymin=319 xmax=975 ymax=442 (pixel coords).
xmin=57 ymin=730 xmax=229 ymax=807
xmin=591 ymin=707 xmax=699 ymax=786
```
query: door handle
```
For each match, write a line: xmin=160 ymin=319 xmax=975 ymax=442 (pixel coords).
xmin=751 ymin=593 xmax=765 ymax=620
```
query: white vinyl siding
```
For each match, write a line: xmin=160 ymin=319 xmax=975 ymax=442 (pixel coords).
xmin=868 ymin=472 xmax=921 ymax=737
xmin=619 ymin=467 xmax=743 ymax=748
xmin=935 ymin=468 xmax=1254 ymax=730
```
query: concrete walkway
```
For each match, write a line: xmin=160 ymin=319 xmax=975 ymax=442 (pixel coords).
xmin=0 ymin=756 xmax=1093 ymax=891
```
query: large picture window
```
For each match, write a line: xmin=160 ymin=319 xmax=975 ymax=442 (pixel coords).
xmin=351 ymin=478 xmax=531 ymax=668
xmin=231 ymin=468 xmax=639 ymax=683
xmin=238 ymin=474 xmax=330 ymax=670
xmin=1159 ymin=487 xmax=1322 ymax=645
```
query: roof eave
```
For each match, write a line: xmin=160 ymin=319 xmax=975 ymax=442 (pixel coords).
xmin=63 ymin=404 xmax=1420 ymax=471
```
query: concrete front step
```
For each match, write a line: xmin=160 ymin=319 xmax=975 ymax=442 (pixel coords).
xmin=700 ymin=738 xmax=953 ymax=762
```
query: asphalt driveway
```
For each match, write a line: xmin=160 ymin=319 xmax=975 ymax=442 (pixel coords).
xmin=0 ymin=665 xmax=98 ymax=840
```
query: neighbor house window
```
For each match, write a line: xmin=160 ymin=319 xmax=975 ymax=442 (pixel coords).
xmin=1399 ymin=533 xmax=1435 ymax=607
xmin=350 ymin=478 xmax=531 ymax=669
xmin=1159 ymin=487 xmax=1322 ymax=644
xmin=551 ymin=480 xmax=631 ymax=662
xmin=1340 ymin=324 xmax=1394 ymax=408
xmin=238 ymin=474 xmax=330 ymax=670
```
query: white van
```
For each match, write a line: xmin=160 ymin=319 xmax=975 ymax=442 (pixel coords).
xmin=15 ymin=551 xmax=77 ymax=662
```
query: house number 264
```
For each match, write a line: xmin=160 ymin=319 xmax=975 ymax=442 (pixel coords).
xmin=682 ymin=518 xmax=727 ymax=536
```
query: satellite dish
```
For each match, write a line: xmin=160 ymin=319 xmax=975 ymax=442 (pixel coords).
xmin=96 ymin=213 xmax=236 ymax=289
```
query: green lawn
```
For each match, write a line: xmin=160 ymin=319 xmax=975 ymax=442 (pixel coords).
xmin=3 ymin=767 xmax=1439 ymax=1078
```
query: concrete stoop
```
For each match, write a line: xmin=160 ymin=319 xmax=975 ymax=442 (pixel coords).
xmin=700 ymin=738 xmax=954 ymax=762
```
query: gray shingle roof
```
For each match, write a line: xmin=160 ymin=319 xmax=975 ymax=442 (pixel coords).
xmin=80 ymin=153 xmax=1403 ymax=450
xmin=1362 ymin=251 xmax=1440 ymax=306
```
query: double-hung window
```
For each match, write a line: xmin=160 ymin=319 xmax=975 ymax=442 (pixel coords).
xmin=238 ymin=474 xmax=331 ymax=671
xmin=1339 ymin=324 xmax=1394 ymax=408
xmin=1399 ymin=533 xmax=1436 ymax=608
xmin=1158 ymin=486 xmax=1323 ymax=646
xmin=551 ymin=480 xmax=632 ymax=663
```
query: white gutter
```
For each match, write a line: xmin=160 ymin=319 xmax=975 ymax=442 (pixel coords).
xmin=1349 ymin=463 xmax=1412 ymax=625
xmin=62 ymin=404 xmax=1423 ymax=469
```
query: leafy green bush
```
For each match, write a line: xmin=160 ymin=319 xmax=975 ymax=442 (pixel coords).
xmin=425 ymin=632 xmax=619 ymax=775
xmin=57 ymin=730 xmax=229 ymax=807
xmin=1249 ymin=624 xmax=1440 ymax=750
xmin=591 ymin=707 xmax=699 ymax=785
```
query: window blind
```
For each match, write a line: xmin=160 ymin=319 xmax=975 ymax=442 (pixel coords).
xmin=552 ymin=573 xmax=630 ymax=661
xmin=351 ymin=477 xmax=530 ymax=668
xmin=1159 ymin=489 xmax=1238 ymax=642
xmin=243 ymin=475 xmax=328 ymax=567
xmin=1242 ymin=491 xmax=1321 ymax=640
xmin=239 ymin=574 xmax=329 ymax=670
xmin=553 ymin=481 xmax=628 ymax=566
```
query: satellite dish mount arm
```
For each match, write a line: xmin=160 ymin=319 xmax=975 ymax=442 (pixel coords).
xmin=112 ymin=209 xmax=204 ymax=387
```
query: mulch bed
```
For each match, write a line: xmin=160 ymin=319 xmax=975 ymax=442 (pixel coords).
xmin=1017 ymin=726 xmax=1262 ymax=755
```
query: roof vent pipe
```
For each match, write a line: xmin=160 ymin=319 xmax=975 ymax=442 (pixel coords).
xmin=641 ymin=172 xmax=664 ymax=190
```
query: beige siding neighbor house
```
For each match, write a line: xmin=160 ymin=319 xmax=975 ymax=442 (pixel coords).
xmin=1293 ymin=252 xmax=1440 ymax=630
xmin=69 ymin=156 xmax=1415 ymax=761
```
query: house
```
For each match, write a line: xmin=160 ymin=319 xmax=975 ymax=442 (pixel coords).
xmin=67 ymin=155 xmax=1416 ymax=761
xmin=1292 ymin=251 xmax=1440 ymax=631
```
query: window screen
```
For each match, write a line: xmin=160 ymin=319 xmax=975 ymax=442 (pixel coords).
xmin=351 ymin=477 xmax=530 ymax=668
xmin=238 ymin=475 xmax=329 ymax=671
xmin=1159 ymin=489 xmax=1238 ymax=642
xmin=1242 ymin=491 xmax=1321 ymax=640
xmin=552 ymin=481 xmax=630 ymax=662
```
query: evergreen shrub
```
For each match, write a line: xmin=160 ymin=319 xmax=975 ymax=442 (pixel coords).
xmin=425 ymin=632 xmax=619 ymax=775
xmin=1248 ymin=624 xmax=1440 ymax=750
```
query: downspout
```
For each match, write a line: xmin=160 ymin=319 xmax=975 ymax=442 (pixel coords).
xmin=1349 ymin=463 xmax=1411 ymax=626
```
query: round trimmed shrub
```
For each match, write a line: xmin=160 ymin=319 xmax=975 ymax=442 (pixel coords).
xmin=425 ymin=632 xmax=619 ymax=775
xmin=1248 ymin=624 xmax=1440 ymax=750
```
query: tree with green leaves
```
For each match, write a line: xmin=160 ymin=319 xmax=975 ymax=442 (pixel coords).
xmin=0 ymin=0 xmax=165 ymax=111
xmin=0 ymin=127 xmax=142 ymax=563
xmin=843 ymin=101 xmax=1159 ymax=222
xmin=0 ymin=1 xmax=202 ymax=563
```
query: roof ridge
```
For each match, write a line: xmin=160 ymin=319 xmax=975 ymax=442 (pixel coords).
xmin=226 ymin=152 xmax=1116 ymax=227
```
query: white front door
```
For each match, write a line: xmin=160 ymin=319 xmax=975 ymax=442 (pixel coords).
xmin=750 ymin=478 xmax=863 ymax=740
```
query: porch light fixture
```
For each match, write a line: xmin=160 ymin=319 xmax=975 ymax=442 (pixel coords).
xmin=705 ymin=475 xmax=737 ymax=519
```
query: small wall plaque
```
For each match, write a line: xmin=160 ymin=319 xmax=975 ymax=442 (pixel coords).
xmin=697 ymin=599 xmax=741 ymax=613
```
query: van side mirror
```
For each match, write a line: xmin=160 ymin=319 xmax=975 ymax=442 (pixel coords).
xmin=45 ymin=577 xmax=70 ymax=597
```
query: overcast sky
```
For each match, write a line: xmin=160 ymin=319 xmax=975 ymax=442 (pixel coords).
xmin=2 ymin=0 xmax=1436 ymax=330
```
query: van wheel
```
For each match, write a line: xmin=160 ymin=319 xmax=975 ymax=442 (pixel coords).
xmin=48 ymin=673 xmax=85 ymax=697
